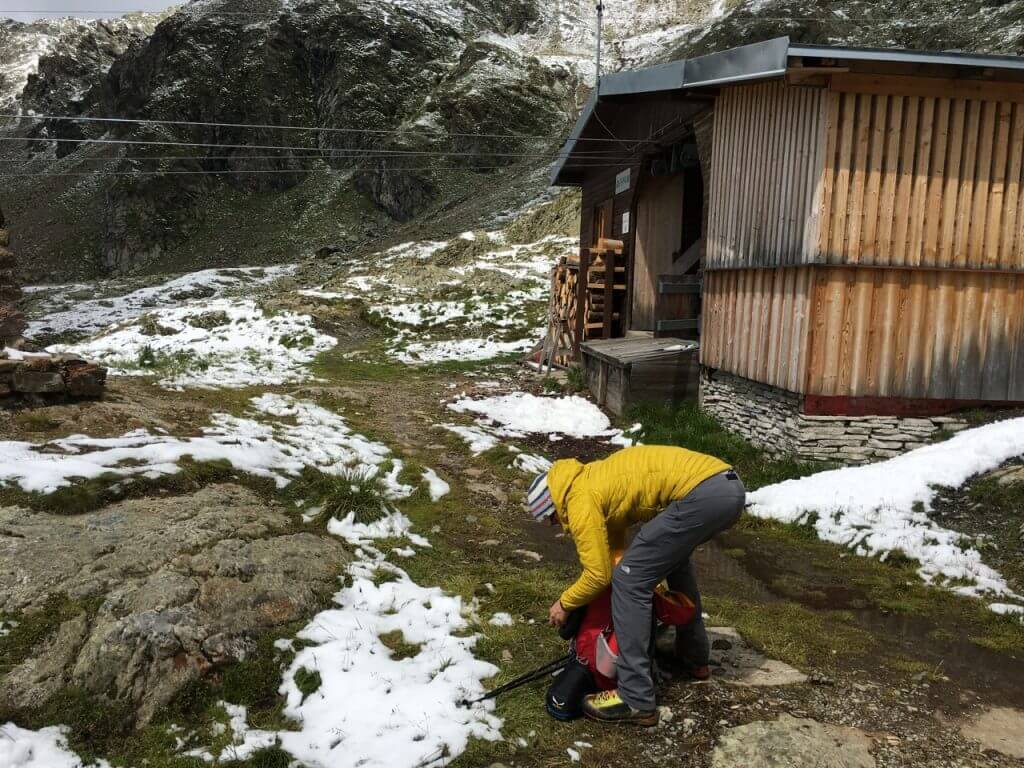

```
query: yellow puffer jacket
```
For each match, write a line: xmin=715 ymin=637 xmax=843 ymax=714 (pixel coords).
xmin=547 ymin=445 xmax=730 ymax=610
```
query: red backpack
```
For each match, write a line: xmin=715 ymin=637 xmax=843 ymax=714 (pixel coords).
xmin=574 ymin=584 xmax=697 ymax=689
xmin=546 ymin=584 xmax=696 ymax=720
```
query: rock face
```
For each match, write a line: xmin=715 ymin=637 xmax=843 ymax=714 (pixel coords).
xmin=711 ymin=714 xmax=876 ymax=768
xmin=0 ymin=207 xmax=26 ymax=347
xmin=0 ymin=483 xmax=350 ymax=725
xmin=0 ymin=0 xmax=719 ymax=279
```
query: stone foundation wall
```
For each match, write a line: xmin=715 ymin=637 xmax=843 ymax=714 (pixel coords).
xmin=699 ymin=371 xmax=968 ymax=464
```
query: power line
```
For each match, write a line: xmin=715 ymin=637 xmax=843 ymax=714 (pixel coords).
xmin=1 ymin=112 xmax=645 ymax=145
xmin=0 ymin=134 xmax=632 ymax=158
xmin=0 ymin=162 xmax=628 ymax=177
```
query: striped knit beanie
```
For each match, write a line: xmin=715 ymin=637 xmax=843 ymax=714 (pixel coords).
xmin=526 ymin=472 xmax=556 ymax=521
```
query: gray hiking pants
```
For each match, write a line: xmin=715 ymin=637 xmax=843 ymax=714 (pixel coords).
xmin=612 ymin=470 xmax=746 ymax=711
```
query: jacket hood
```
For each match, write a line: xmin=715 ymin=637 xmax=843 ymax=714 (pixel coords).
xmin=546 ymin=458 xmax=584 ymax=529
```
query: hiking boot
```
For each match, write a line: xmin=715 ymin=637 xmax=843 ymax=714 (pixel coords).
xmin=687 ymin=664 xmax=711 ymax=681
xmin=582 ymin=690 xmax=659 ymax=726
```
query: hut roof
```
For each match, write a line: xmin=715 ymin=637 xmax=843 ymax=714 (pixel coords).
xmin=551 ymin=36 xmax=1024 ymax=186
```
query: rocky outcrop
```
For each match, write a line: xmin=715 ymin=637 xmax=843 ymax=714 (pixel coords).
xmin=0 ymin=353 xmax=107 ymax=400
xmin=0 ymin=206 xmax=26 ymax=347
xmin=0 ymin=483 xmax=350 ymax=725
xmin=712 ymin=714 xmax=877 ymax=768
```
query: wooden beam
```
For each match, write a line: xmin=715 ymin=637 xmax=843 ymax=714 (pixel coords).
xmin=830 ymin=73 xmax=1024 ymax=105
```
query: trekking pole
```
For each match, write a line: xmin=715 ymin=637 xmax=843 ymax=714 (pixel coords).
xmin=458 ymin=653 xmax=572 ymax=707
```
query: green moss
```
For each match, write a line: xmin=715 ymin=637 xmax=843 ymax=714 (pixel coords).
xmin=292 ymin=668 xmax=321 ymax=704
xmin=728 ymin=517 xmax=1024 ymax=655
xmin=0 ymin=594 xmax=102 ymax=677
xmin=706 ymin=596 xmax=873 ymax=669
xmin=379 ymin=630 xmax=423 ymax=660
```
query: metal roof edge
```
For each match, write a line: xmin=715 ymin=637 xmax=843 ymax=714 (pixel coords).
xmin=788 ymin=42 xmax=1024 ymax=72
xmin=549 ymin=89 xmax=598 ymax=186
xmin=683 ymin=36 xmax=790 ymax=89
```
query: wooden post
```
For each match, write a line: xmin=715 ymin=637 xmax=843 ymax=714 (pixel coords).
xmin=575 ymin=247 xmax=590 ymax=354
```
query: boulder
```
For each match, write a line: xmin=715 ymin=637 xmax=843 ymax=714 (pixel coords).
xmin=12 ymin=367 xmax=65 ymax=394
xmin=315 ymin=244 xmax=344 ymax=259
xmin=0 ymin=484 xmax=351 ymax=725
xmin=960 ymin=706 xmax=1024 ymax=759
xmin=712 ymin=714 xmax=876 ymax=768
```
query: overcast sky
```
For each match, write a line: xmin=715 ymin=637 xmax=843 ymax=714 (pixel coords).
xmin=3 ymin=0 xmax=175 ymax=20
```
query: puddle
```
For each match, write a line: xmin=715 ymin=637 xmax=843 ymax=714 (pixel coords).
xmin=699 ymin=537 xmax=1024 ymax=710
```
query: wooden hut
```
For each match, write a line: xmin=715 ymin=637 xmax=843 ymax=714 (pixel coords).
xmin=550 ymin=37 xmax=1024 ymax=461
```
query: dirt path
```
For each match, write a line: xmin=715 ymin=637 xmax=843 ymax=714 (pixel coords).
xmin=324 ymin=366 xmax=1024 ymax=768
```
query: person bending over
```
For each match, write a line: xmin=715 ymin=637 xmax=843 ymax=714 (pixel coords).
xmin=526 ymin=444 xmax=745 ymax=726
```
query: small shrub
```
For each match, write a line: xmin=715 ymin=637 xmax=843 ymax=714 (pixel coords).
xmin=541 ymin=376 xmax=562 ymax=394
xmin=286 ymin=466 xmax=385 ymax=525
xmin=566 ymin=364 xmax=586 ymax=393
xmin=137 ymin=345 xmax=158 ymax=368
xmin=188 ymin=311 xmax=231 ymax=330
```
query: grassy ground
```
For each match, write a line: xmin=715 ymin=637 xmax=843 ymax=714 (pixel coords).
xmin=3 ymin=364 xmax=1023 ymax=767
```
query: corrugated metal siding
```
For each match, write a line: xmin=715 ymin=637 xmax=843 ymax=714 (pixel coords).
xmin=805 ymin=266 xmax=1024 ymax=399
xmin=818 ymin=90 xmax=1024 ymax=269
xmin=705 ymin=80 xmax=827 ymax=270
xmin=700 ymin=267 xmax=813 ymax=392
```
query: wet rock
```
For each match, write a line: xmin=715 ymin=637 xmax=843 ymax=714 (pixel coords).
xmin=712 ymin=714 xmax=875 ymax=768
xmin=960 ymin=706 xmax=1024 ymax=758
xmin=706 ymin=627 xmax=808 ymax=686
xmin=0 ymin=484 xmax=349 ymax=725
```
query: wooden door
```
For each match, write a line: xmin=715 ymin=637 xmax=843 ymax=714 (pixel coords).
xmin=631 ymin=175 xmax=684 ymax=330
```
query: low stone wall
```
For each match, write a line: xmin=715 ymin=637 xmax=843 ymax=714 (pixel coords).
xmin=700 ymin=370 xmax=968 ymax=465
xmin=0 ymin=354 xmax=107 ymax=401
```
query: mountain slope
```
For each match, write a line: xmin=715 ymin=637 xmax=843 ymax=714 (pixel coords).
xmin=0 ymin=0 xmax=721 ymax=281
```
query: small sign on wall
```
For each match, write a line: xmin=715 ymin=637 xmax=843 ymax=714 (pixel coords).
xmin=615 ymin=168 xmax=631 ymax=195
xmin=622 ymin=211 xmax=630 ymax=234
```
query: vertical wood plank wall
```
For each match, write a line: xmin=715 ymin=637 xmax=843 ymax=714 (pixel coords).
xmin=701 ymin=267 xmax=813 ymax=393
xmin=817 ymin=86 xmax=1024 ymax=268
xmin=702 ymin=76 xmax=1024 ymax=402
xmin=705 ymin=80 xmax=827 ymax=269
xmin=805 ymin=267 xmax=1024 ymax=400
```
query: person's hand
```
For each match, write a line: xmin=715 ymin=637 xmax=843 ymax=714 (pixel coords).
xmin=548 ymin=599 xmax=568 ymax=627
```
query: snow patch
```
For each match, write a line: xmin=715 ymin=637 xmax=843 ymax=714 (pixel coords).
xmin=189 ymin=508 xmax=500 ymax=768
xmin=25 ymin=265 xmax=297 ymax=340
xmin=0 ymin=723 xmax=110 ymax=768
xmin=421 ymin=467 xmax=450 ymax=501
xmin=49 ymin=298 xmax=334 ymax=389
xmin=449 ymin=392 xmax=634 ymax=447
xmin=0 ymin=395 xmax=401 ymax=495
xmin=488 ymin=612 xmax=514 ymax=627
xmin=748 ymin=418 xmax=1024 ymax=609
